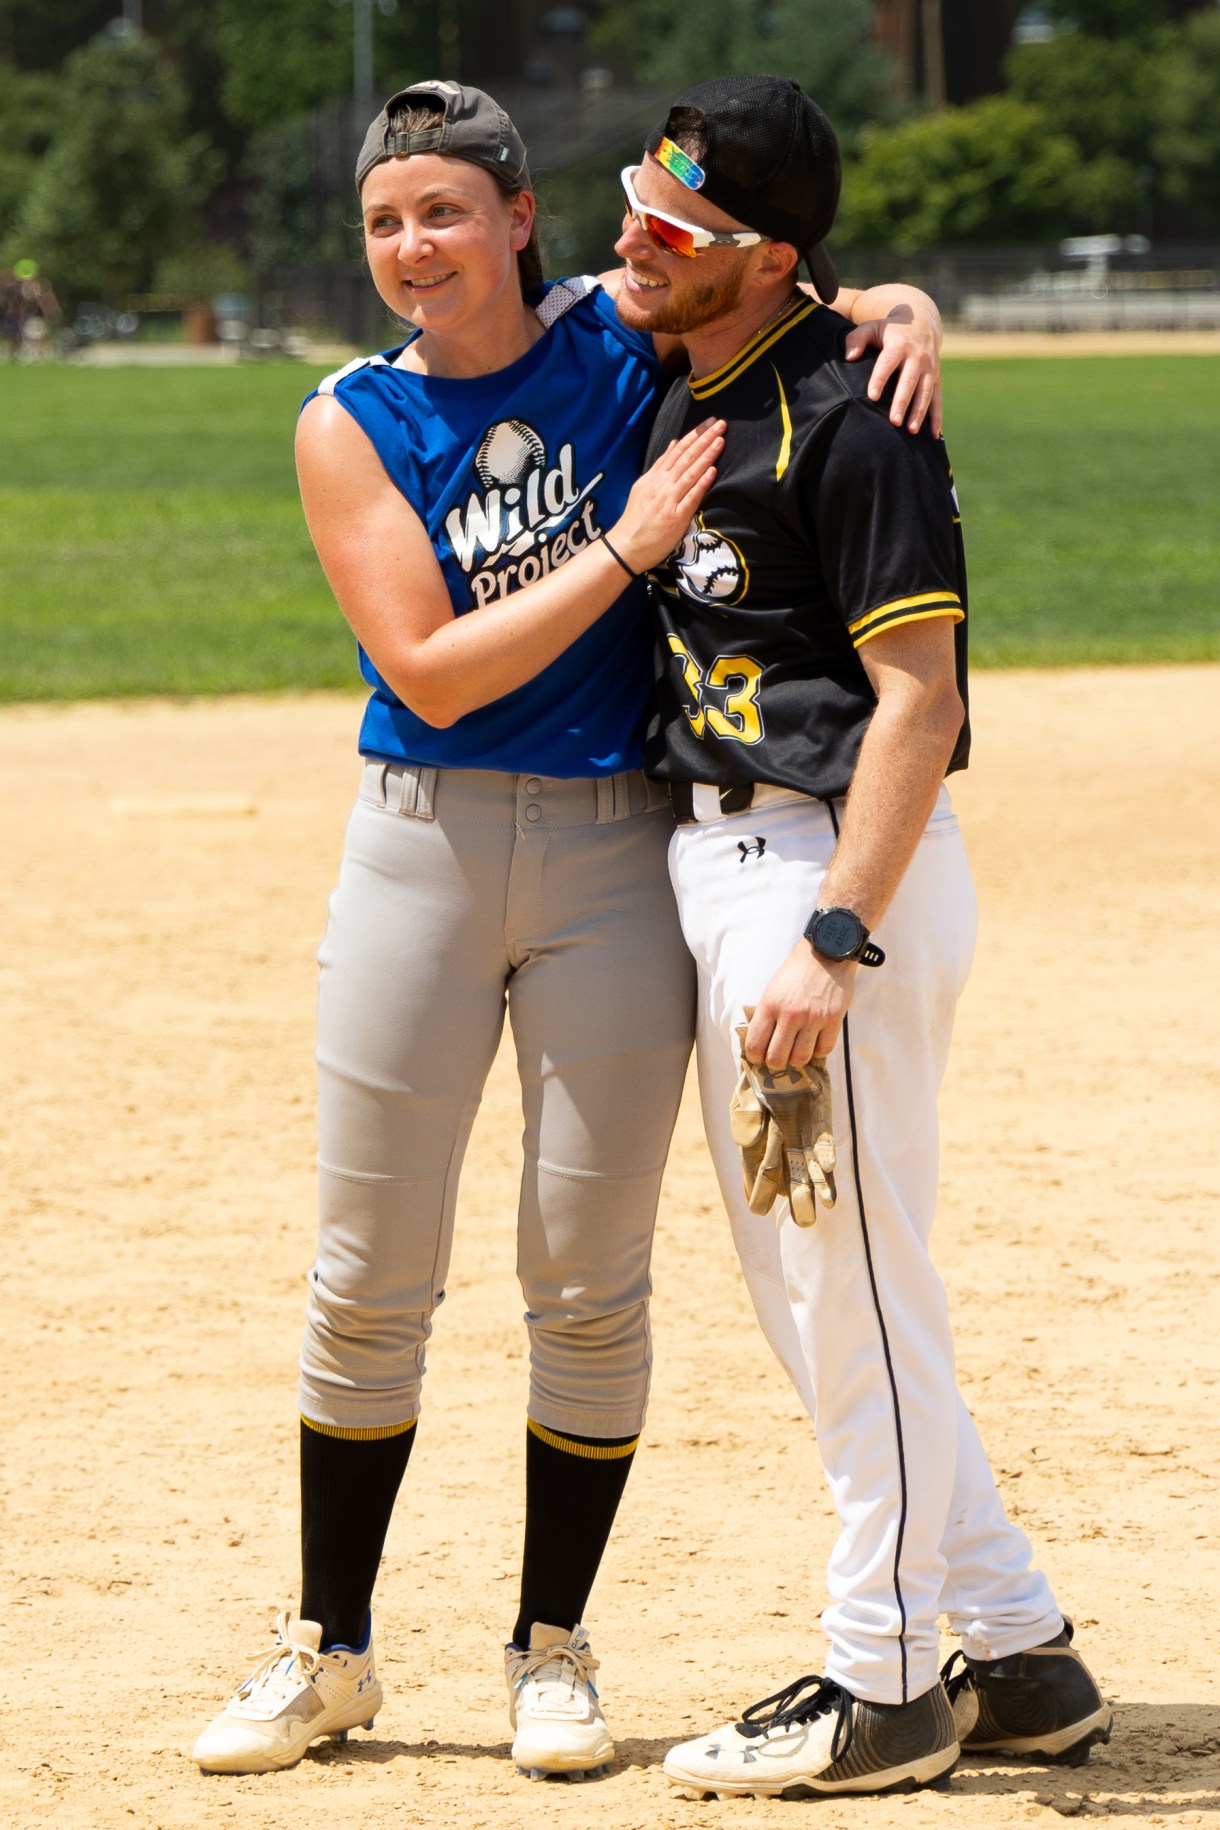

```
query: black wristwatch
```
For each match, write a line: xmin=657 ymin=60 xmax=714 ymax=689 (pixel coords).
xmin=803 ymin=906 xmax=885 ymax=968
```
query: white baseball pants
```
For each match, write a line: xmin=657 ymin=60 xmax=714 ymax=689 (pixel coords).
xmin=670 ymin=786 xmax=1061 ymax=1704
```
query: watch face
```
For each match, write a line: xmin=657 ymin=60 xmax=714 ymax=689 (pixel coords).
xmin=814 ymin=909 xmax=862 ymax=959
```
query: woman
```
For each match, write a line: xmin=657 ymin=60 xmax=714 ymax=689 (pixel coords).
xmin=193 ymin=79 xmax=945 ymax=1782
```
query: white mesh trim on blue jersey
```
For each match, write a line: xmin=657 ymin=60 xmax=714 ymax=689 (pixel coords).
xmin=535 ymin=276 xmax=598 ymax=328
xmin=317 ymin=353 xmax=390 ymax=395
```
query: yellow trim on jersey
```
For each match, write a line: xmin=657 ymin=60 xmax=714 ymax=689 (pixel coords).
xmin=846 ymin=590 xmax=961 ymax=637
xmin=301 ymin=1415 xmax=418 ymax=1442
xmin=773 ymin=365 xmax=793 ymax=480
xmin=688 ymin=298 xmax=818 ymax=399
xmin=527 ymin=1419 xmax=639 ymax=1460
xmin=853 ymin=605 xmax=964 ymax=649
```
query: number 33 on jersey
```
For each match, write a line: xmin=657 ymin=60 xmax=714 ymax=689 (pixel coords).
xmin=666 ymin=633 xmax=765 ymax=747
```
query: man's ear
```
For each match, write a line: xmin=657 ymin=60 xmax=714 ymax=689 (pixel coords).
xmin=749 ymin=238 xmax=800 ymax=290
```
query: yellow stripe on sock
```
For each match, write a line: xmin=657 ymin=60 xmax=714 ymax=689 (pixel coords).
xmin=301 ymin=1415 xmax=418 ymax=1442
xmin=527 ymin=1418 xmax=639 ymax=1460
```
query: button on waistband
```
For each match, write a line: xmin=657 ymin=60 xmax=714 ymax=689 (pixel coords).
xmin=524 ymin=804 xmax=542 ymax=822
xmin=524 ymin=777 xmax=542 ymax=795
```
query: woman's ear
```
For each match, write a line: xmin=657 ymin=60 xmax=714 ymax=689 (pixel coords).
xmin=507 ymin=188 xmax=536 ymax=252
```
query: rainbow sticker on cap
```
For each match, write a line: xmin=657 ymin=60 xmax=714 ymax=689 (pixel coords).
xmin=654 ymin=136 xmax=706 ymax=191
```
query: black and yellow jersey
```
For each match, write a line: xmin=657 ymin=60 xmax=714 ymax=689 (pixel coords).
xmin=642 ymin=296 xmax=970 ymax=799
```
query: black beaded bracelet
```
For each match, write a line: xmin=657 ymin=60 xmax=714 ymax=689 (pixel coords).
xmin=600 ymin=533 xmax=638 ymax=580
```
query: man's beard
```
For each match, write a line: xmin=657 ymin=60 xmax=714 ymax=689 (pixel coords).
xmin=616 ymin=261 xmax=746 ymax=335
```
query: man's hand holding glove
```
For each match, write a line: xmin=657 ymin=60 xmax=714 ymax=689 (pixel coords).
xmin=729 ymin=1015 xmax=836 ymax=1227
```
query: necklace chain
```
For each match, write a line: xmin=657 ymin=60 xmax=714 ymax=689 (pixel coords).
xmin=752 ymin=289 xmax=801 ymax=340
xmin=687 ymin=289 xmax=802 ymax=389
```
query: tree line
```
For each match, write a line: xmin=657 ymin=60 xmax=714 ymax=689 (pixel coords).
xmin=0 ymin=0 xmax=1217 ymax=307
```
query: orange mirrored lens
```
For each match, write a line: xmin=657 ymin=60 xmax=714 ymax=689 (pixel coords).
xmin=644 ymin=213 xmax=696 ymax=257
xmin=622 ymin=190 xmax=697 ymax=258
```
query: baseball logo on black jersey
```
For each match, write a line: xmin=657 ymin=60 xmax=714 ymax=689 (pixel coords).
xmin=445 ymin=419 xmax=605 ymax=608
xmin=671 ymin=513 xmax=749 ymax=607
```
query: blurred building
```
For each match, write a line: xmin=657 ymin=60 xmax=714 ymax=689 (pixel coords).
xmin=456 ymin=1 xmax=1026 ymax=116
xmin=872 ymin=0 xmax=1219 ymax=106
xmin=429 ymin=0 xmax=614 ymax=87
xmin=872 ymin=0 xmax=1023 ymax=108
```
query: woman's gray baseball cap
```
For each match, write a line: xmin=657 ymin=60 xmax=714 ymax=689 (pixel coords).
xmin=355 ymin=80 xmax=532 ymax=193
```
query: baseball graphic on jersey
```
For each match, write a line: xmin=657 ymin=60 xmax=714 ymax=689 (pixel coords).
xmin=673 ymin=517 xmax=748 ymax=605
xmin=475 ymin=418 xmax=547 ymax=488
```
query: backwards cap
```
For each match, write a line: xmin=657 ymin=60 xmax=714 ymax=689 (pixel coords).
xmin=646 ymin=74 xmax=841 ymax=300
xmin=355 ymin=80 xmax=531 ymax=194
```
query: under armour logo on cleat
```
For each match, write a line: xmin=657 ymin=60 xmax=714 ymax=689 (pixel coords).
xmin=738 ymin=838 xmax=766 ymax=862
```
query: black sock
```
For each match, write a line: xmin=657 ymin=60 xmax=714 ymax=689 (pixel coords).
xmin=512 ymin=1420 xmax=638 ymax=1649
xmin=299 ymin=1417 xmax=416 ymax=1649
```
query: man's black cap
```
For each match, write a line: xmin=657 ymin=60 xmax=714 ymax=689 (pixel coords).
xmin=646 ymin=75 xmax=841 ymax=301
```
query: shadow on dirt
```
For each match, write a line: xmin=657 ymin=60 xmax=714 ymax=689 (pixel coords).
xmin=298 ymin=1700 xmax=1219 ymax=1811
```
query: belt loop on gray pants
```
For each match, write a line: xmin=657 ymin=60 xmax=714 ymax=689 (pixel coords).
xmin=595 ymin=771 xmax=655 ymax=824
xmin=596 ymin=775 xmax=624 ymax=824
xmin=361 ymin=760 xmax=439 ymax=820
xmin=397 ymin=764 xmax=437 ymax=821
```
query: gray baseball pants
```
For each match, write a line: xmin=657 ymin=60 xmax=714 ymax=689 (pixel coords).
xmin=298 ymin=760 xmax=695 ymax=1439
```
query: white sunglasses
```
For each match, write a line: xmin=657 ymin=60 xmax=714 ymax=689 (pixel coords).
xmin=620 ymin=166 xmax=766 ymax=259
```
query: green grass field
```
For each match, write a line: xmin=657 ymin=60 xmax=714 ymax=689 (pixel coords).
xmin=0 ymin=355 xmax=1216 ymax=703
xmin=943 ymin=356 xmax=1219 ymax=666
xmin=0 ymin=365 xmax=351 ymax=702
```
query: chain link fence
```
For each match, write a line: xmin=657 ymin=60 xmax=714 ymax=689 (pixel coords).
xmin=98 ymin=78 xmax=1220 ymax=352
xmin=249 ymin=242 xmax=1220 ymax=353
xmin=834 ymin=242 xmax=1220 ymax=332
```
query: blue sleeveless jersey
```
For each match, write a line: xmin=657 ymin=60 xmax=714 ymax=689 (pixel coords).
xmin=306 ymin=281 xmax=663 ymax=777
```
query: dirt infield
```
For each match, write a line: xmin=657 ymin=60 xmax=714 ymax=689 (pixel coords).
xmin=941 ymin=331 xmax=1220 ymax=358
xmin=3 ymin=670 xmax=1218 ymax=1830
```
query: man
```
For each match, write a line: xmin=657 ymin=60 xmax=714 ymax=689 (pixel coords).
xmin=614 ymin=75 xmax=1112 ymax=1798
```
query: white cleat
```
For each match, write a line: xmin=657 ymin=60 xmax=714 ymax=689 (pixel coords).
xmin=505 ymin=1622 xmax=614 ymax=1778
xmin=663 ymin=1673 xmax=959 ymax=1799
xmin=192 ymin=1611 xmax=382 ymax=1774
